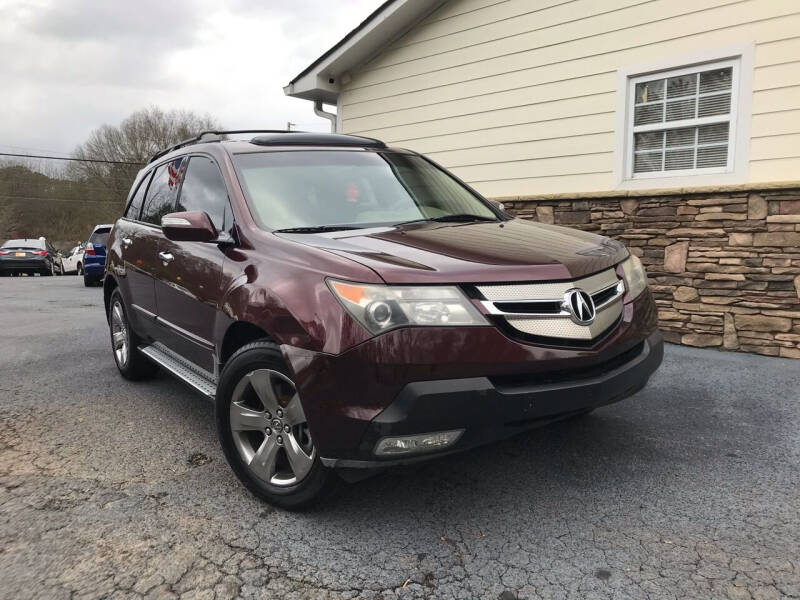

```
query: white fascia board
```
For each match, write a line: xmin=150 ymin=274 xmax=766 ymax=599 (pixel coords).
xmin=284 ymin=0 xmax=445 ymax=104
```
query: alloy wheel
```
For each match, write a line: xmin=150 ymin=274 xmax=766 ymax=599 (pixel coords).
xmin=229 ymin=369 xmax=315 ymax=487
xmin=110 ymin=300 xmax=129 ymax=367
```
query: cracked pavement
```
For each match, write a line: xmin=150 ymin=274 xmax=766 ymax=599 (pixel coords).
xmin=1 ymin=277 xmax=799 ymax=599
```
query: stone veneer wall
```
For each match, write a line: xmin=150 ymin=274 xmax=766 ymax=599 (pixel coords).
xmin=500 ymin=185 xmax=800 ymax=359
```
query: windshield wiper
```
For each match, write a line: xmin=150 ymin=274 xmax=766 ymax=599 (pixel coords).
xmin=395 ymin=213 xmax=498 ymax=227
xmin=430 ymin=213 xmax=497 ymax=223
xmin=273 ymin=225 xmax=363 ymax=234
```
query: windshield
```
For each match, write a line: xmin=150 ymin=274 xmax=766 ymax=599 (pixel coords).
xmin=233 ymin=150 xmax=497 ymax=231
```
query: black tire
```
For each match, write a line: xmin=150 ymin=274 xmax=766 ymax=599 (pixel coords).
xmin=77 ymin=263 xmax=83 ymax=275
xmin=108 ymin=288 xmax=157 ymax=380
xmin=83 ymin=274 xmax=95 ymax=287
xmin=216 ymin=340 xmax=335 ymax=510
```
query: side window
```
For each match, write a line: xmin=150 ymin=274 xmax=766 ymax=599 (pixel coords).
xmin=140 ymin=157 xmax=185 ymax=225
xmin=176 ymin=156 xmax=230 ymax=231
xmin=125 ymin=171 xmax=152 ymax=219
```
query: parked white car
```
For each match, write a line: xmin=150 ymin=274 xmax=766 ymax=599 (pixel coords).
xmin=60 ymin=245 xmax=85 ymax=275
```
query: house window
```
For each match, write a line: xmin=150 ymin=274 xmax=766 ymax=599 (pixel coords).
xmin=626 ymin=58 xmax=739 ymax=179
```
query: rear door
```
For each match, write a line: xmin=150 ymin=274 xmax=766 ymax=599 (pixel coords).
xmin=115 ymin=172 xmax=151 ymax=304
xmin=154 ymin=154 xmax=231 ymax=372
xmin=124 ymin=157 xmax=184 ymax=337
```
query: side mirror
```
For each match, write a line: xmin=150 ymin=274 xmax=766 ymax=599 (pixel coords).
xmin=161 ymin=211 xmax=218 ymax=243
xmin=489 ymin=199 xmax=505 ymax=211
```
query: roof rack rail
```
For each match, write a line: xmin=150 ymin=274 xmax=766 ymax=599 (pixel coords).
xmin=148 ymin=130 xmax=297 ymax=164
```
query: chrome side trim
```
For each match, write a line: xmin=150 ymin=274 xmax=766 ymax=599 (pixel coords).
xmin=131 ymin=303 xmax=156 ymax=319
xmin=155 ymin=315 xmax=214 ymax=349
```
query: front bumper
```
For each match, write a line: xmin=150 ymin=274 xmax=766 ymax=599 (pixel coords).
xmin=329 ymin=330 xmax=662 ymax=468
xmin=284 ymin=290 xmax=662 ymax=466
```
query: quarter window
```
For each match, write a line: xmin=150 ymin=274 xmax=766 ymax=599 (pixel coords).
xmin=176 ymin=156 xmax=230 ymax=231
xmin=626 ymin=59 xmax=739 ymax=178
xmin=140 ymin=157 xmax=185 ymax=225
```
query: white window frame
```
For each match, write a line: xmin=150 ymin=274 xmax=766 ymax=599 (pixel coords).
xmin=614 ymin=44 xmax=753 ymax=189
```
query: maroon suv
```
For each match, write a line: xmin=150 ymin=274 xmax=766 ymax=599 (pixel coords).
xmin=104 ymin=131 xmax=663 ymax=508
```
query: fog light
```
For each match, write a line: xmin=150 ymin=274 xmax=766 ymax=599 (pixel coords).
xmin=374 ymin=430 xmax=463 ymax=456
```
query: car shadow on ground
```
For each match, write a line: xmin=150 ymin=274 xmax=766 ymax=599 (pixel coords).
xmin=121 ymin=342 xmax=791 ymax=530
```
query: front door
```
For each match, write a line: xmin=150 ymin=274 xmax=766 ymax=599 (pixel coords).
xmin=154 ymin=155 xmax=232 ymax=373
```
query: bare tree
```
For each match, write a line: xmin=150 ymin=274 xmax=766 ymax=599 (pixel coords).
xmin=70 ymin=107 xmax=221 ymax=202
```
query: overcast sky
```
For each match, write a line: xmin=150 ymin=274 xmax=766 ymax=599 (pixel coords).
xmin=0 ymin=0 xmax=382 ymax=157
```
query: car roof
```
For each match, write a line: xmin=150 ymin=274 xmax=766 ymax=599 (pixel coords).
xmin=147 ymin=131 xmax=407 ymax=167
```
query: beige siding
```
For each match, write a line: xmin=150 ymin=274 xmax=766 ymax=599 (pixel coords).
xmin=339 ymin=0 xmax=800 ymax=197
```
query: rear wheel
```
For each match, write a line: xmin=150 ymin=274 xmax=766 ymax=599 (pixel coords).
xmin=77 ymin=263 xmax=83 ymax=275
xmin=84 ymin=274 xmax=95 ymax=287
xmin=216 ymin=340 xmax=334 ymax=509
xmin=108 ymin=289 xmax=156 ymax=380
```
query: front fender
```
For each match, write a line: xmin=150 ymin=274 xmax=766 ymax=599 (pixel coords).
xmin=214 ymin=244 xmax=375 ymax=357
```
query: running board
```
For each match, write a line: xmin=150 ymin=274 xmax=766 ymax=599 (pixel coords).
xmin=139 ymin=342 xmax=217 ymax=400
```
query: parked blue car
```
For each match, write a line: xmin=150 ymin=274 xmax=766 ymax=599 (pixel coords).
xmin=83 ymin=224 xmax=112 ymax=287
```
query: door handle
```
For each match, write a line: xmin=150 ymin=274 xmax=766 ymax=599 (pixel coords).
xmin=158 ymin=252 xmax=174 ymax=264
xmin=121 ymin=237 xmax=133 ymax=248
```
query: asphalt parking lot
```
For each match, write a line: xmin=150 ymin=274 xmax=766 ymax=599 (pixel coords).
xmin=1 ymin=276 xmax=798 ymax=600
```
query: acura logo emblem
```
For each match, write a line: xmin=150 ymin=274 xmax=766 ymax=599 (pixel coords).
xmin=564 ymin=288 xmax=596 ymax=325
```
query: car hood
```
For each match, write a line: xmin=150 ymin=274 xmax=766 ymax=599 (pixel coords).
xmin=276 ymin=218 xmax=628 ymax=284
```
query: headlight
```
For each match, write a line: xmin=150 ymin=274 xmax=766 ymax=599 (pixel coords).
xmin=620 ymin=254 xmax=648 ymax=299
xmin=328 ymin=279 xmax=487 ymax=335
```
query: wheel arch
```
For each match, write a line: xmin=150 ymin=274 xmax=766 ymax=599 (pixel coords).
xmin=103 ymin=274 xmax=119 ymax=318
xmin=219 ymin=321 xmax=278 ymax=367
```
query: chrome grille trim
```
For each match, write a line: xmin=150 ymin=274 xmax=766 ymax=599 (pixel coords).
xmin=476 ymin=269 xmax=618 ymax=301
xmin=477 ymin=269 xmax=625 ymax=341
xmin=480 ymin=280 xmax=624 ymax=318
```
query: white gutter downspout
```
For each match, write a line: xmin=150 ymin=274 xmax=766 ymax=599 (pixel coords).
xmin=313 ymin=100 xmax=337 ymax=133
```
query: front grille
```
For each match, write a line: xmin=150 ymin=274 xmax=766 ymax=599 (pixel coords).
xmin=489 ymin=341 xmax=645 ymax=391
xmin=471 ymin=268 xmax=625 ymax=347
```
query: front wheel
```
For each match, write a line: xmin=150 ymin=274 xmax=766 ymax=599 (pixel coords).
xmin=108 ymin=289 xmax=156 ymax=380
xmin=216 ymin=341 xmax=334 ymax=510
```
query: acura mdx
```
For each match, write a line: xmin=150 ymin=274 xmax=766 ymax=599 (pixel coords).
xmin=104 ymin=131 xmax=663 ymax=508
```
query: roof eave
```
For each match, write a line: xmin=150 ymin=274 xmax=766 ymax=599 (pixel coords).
xmin=284 ymin=0 xmax=446 ymax=104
